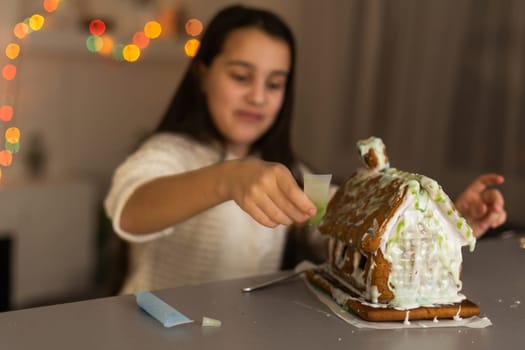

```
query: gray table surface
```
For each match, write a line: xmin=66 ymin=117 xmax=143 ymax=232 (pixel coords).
xmin=0 ymin=232 xmax=524 ymax=350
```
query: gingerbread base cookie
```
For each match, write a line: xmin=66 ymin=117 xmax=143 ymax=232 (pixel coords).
xmin=306 ymin=269 xmax=480 ymax=322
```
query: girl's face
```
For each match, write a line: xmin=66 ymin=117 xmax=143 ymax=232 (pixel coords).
xmin=200 ymin=27 xmax=291 ymax=157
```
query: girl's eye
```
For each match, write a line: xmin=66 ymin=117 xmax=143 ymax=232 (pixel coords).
xmin=267 ymin=81 xmax=285 ymax=90
xmin=230 ymin=73 xmax=249 ymax=82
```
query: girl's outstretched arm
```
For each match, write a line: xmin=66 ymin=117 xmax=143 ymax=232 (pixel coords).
xmin=120 ymin=158 xmax=316 ymax=234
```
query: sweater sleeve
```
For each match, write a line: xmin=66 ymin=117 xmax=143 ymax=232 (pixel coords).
xmin=104 ymin=134 xmax=200 ymax=243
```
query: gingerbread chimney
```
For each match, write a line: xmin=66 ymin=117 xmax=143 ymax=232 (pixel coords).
xmin=357 ymin=136 xmax=389 ymax=171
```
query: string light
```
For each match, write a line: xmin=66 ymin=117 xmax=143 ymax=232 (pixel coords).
xmin=0 ymin=0 xmax=204 ymax=183
xmin=28 ymin=14 xmax=45 ymax=31
xmin=98 ymin=35 xmax=115 ymax=56
xmin=13 ymin=23 xmax=30 ymax=39
xmin=86 ymin=35 xmax=103 ymax=53
xmin=0 ymin=106 xmax=14 ymax=122
xmin=0 ymin=150 xmax=13 ymax=167
xmin=185 ymin=19 xmax=203 ymax=37
xmin=2 ymin=64 xmax=17 ymax=81
xmin=132 ymin=32 xmax=150 ymax=49
xmin=0 ymin=0 xmax=61 ymax=180
xmin=89 ymin=19 xmax=106 ymax=36
xmin=122 ymin=44 xmax=141 ymax=62
xmin=184 ymin=39 xmax=200 ymax=58
xmin=184 ymin=19 xmax=203 ymax=57
xmin=43 ymin=0 xmax=60 ymax=13
xmin=85 ymin=19 xmax=169 ymax=63
xmin=5 ymin=43 xmax=21 ymax=60
xmin=144 ymin=21 xmax=162 ymax=39
xmin=81 ymin=12 xmax=205 ymax=62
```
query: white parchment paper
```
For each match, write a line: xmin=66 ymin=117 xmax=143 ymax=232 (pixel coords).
xmin=296 ymin=261 xmax=492 ymax=330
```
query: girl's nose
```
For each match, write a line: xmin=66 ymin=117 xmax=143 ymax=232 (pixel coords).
xmin=247 ymin=81 xmax=266 ymax=105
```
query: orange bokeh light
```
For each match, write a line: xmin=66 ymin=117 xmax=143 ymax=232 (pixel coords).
xmin=0 ymin=150 xmax=13 ymax=167
xmin=144 ymin=21 xmax=162 ymax=39
xmin=5 ymin=127 xmax=20 ymax=144
xmin=0 ymin=105 xmax=14 ymax=122
xmin=5 ymin=43 xmax=21 ymax=60
xmin=13 ymin=22 xmax=30 ymax=39
xmin=2 ymin=64 xmax=17 ymax=81
xmin=185 ymin=19 xmax=203 ymax=37
xmin=184 ymin=39 xmax=200 ymax=58
xmin=132 ymin=32 xmax=150 ymax=49
xmin=98 ymin=35 xmax=115 ymax=56
xmin=43 ymin=0 xmax=60 ymax=13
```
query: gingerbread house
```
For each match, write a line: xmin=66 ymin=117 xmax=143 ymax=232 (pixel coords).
xmin=308 ymin=137 xmax=479 ymax=321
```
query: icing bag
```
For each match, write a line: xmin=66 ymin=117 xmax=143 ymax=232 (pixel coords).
xmin=135 ymin=291 xmax=194 ymax=327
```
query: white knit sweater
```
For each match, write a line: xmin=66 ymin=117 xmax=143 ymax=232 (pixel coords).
xmin=104 ymin=133 xmax=288 ymax=294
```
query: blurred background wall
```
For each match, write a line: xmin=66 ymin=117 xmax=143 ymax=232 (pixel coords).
xmin=0 ymin=0 xmax=523 ymax=310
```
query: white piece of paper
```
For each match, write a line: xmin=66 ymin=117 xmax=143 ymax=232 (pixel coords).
xmin=296 ymin=261 xmax=492 ymax=330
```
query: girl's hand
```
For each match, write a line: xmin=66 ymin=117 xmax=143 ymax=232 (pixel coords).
xmin=455 ymin=174 xmax=506 ymax=238
xmin=226 ymin=158 xmax=317 ymax=227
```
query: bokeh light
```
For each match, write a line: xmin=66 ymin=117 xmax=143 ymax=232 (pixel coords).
xmin=5 ymin=43 xmax=21 ymax=60
xmin=13 ymin=22 xmax=30 ymax=39
xmin=0 ymin=150 xmax=13 ymax=167
xmin=144 ymin=21 xmax=162 ymax=39
xmin=98 ymin=35 xmax=115 ymax=56
xmin=185 ymin=19 xmax=203 ymax=37
xmin=2 ymin=64 xmax=17 ymax=81
xmin=122 ymin=44 xmax=141 ymax=62
xmin=184 ymin=39 xmax=200 ymax=58
xmin=132 ymin=32 xmax=150 ymax=49
xmin=89 ymin=19 xmax=106 ymax=36
xmin=1 ymin=1 xmax=63 ymax=180
xmin=43 ymin=0 xmax=61 ymax=13
xmin=0 ymin=105 xmax=14 ymax=122
xmin=5 ymin=141 xmax=20 ymax=154
xmin=112 ymin=44 xmax=125 ymax=62
xmin=5 ymin=127 xmax=20 ymax=144
xmin=29 ymin=14 xmax=45 ymax=31
xmin=86 ymin=35 xmax=103 ymax=53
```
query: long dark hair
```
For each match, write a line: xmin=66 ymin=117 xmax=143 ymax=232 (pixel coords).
xmin=156 ymin=5 xmax=300 ymax=179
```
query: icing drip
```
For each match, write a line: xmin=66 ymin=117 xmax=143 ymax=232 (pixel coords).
xmin=453 ymin=305 xmax=462 ymax=320
xmin=403 ymin=310 xmax=411 ymax=325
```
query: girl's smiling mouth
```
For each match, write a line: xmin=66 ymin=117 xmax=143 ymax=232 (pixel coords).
xmin=235 ymin=110 xmax=264 ymax=122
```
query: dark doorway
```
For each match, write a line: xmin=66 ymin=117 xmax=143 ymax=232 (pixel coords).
xmin=0 ymin=234 xmax=11 ymax=312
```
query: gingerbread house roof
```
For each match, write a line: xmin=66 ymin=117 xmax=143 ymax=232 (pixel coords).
xmin=318 ymin=137 xmax=476 ymax=253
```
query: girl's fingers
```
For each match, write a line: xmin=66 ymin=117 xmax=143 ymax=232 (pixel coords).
xmin=254 ymin=193 xmax=293 ymax=226
xmin=276 ymin=174 xmax=317 ymax=217
xmin=491 ymin=210 xmax=507 ymax=228
xmin=468 ymin=174 xmax=504 ymax=194
xmin=267 ymin=188 xmax=312 ymax=223
xmin=243 ymin=201 xmax=279 ymax=228
xmin=471 ymin=205 xmax=507 ymax=238
xmin=481 ymin=189 xmax=505 ymax=211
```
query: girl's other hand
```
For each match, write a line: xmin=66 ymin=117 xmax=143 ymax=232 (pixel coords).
xmin=455 ymin=173 xmax=506 ymax=238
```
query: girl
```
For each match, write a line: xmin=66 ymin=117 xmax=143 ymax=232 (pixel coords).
xmin=105 ymin=5 xmax=506 ymax=294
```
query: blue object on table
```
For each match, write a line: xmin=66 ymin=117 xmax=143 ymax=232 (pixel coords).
xmin=135 ymin=291 xmax=194 ymax=328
